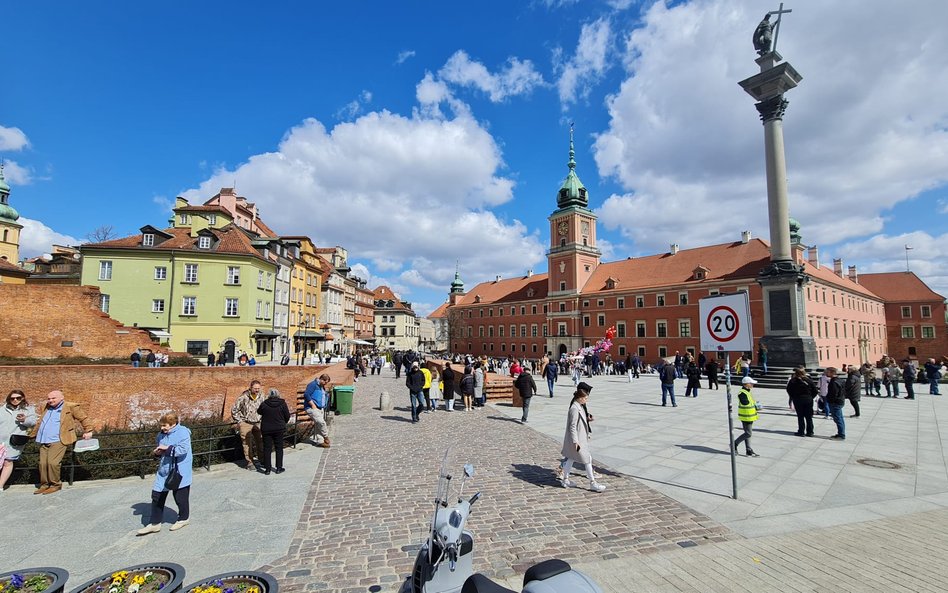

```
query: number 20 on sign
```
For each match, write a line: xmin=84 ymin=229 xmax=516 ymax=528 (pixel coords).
xmin=698 ymin=293 xmax=753 ymax=353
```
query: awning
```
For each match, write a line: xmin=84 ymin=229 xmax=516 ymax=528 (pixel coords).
xmin=352 ymin=339 xmax=374 ymax=345
xmin=294 ymin=330 xmax=325 ymax=340
xmin=147 ymin=330 xmax=173 ymax=339
xmin=251 ymin=329 xmax=281 ymax=338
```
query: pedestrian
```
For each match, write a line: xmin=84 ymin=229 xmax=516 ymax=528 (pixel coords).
xmin=393 ymin=351 xmax=403 ymax=379
xmin=146 ymin=350 xmax=157 ymax=368
xmin=442 ymin=362 xmax=456 ymax=411
xmin=130 ymin=349 xmax=142 ymax=368
xmin=889 ymin=361 xmax=901 ymax=398
xmin=543 ymin=357 xmax=558 ymax=397
xmin=674 ymin=351 xmax=683 ymax=379
xmin=924 ymin=358 xmax=942 ymax=395
xmin=515 ymin=368 xmax=537 ymax=423
xmin=824 ymin=367 xmax=846 ymax=440
xmin=257 ymin=388 xmax=290 ymax=475
xmin=787 ymin=368 xmax=816 ymax=436
xmin=571 ymin=360 xmax=581 ymax=387
xmin=302 ymin=374 xmax=331 ymax=447
xmin=733 ymin=377 xmax=760 ymax=457
xmin=30 ymin=390 xmax=94 ymax=494
xmin=473 ymin=362 xmax=485 ymax=408
xmin=685 ymin=360 xmax=701 ymax=398
xmin=818 ymin=368 xmax=832 ymax=417
xmin=559 ymin=386 xmax=606 ymax=492
xmin=844 ymin=366 xmax=862 ymax=418
xmin=660 ymin=361 xmax=677 ymax=407
xmin=459 ymin=365 xmax=475 ymax=412
xmin=706 ymin=359 xmax=719 ymax=390
xmin=881 ymin=366 xmax=892 ymax=397
xmin=902 ymin=359 xmax=916 ymax=399
xmin=406 ymin=362 xmax=426 ymax=422
xmin=137 ymin=412 xmax=192 ymax=535
xmin=758 ymin=344 xmax=768 ymax=375
xmin=207 ymin=352 xmax=216 ymax=367
xmin=0 ymin=390 xmax=37 ymax=491
xmin=420 ymin=363 xmax=433 ymax=412
xmin=231 ymin=380 xmax=264 ymax=469
xmin=429 ymin=369 xmax=442 ymax=411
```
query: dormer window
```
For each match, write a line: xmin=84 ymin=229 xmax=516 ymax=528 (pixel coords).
xmin=526 ymin=288 xmax=535 ymax=298
xmin=606 ymin=278 xmax=617 ymax=290
xmin=692 ymin=265 xmax=710 ymax=281
xmin=208 ymin=214 xmax=217 ymax=225
xmin=198 ymin=236 xmax=212 ymax=249
xmin=143 ymin=234 xmax=155 ymax=247
xmin=559 ymin=189 xmax=568 ymax=200
xmin=579 ymin=188 xmax=586 ymax=199
xmin=474 ymin=295 xmax=482 ymax=303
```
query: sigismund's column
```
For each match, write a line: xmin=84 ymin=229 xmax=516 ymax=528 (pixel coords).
xmin=739 ymin=8 xmax=818 ymax=369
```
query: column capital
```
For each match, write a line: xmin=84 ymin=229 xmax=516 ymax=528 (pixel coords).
xmin=755 ymin=95 xmax=789 ymax=122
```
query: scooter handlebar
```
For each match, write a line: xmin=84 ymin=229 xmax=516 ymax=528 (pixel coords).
xmin=469 ymin=492 xmax=481 ymax=505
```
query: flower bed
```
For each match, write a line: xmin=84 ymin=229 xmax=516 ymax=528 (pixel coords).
xmin=0 ymin=568 xmax=69 ymax=593
xmin=68 ymin=564 xmax=185 ymax=593
xmin=181 ymin=572 xmax=277 ymax=593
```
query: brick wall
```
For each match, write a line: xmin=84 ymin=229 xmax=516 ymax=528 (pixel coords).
xmin=424 ymin=359 xmax=514 ymax=402
xmin=0 ymin=364 xmax=354 ymax=429
xmin=0 ymin=284 xmax=164 ymax=358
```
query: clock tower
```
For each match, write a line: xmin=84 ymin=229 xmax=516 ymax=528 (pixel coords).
xmin=547 ymin=126 xmax=600 ymax=297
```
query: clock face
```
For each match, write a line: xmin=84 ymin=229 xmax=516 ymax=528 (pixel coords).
xmin=557 ymin=221 xmax=569 ymax=236
xmin=581 ymin=221 xmax=590 ymax=235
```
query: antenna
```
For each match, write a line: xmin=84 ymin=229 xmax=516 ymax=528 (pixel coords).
xmin=905 ymin=245 xmax=913 ymax=272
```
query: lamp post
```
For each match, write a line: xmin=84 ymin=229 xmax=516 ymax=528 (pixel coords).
xmin=297 ymin=307 xmax=304 ymax=366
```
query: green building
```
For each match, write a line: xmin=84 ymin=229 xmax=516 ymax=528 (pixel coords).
xmin=80 ymin=214 xmax=281 ymax=362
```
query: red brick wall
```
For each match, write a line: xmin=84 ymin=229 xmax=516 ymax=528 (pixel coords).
xmin=0 ymin=284 xmax=164 ymax=358
xmin=0 ymin=364 xmax=354 ymax=429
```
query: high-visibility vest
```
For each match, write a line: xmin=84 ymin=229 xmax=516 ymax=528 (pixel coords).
xmin=421 ymin=367 xmax=432 ymax=389
xmin=737 ymin=388 xmax=758 ymax=422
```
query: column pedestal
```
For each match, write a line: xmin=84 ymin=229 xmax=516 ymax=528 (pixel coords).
xmin=758 ymin=262 xmax=818 ymax=369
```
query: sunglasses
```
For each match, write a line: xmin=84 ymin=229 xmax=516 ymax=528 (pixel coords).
xmin=9 ymin=396 xmax=23 ymax=401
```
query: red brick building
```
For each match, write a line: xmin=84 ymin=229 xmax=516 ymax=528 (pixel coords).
xmin=858 ymin=272 xmax=947 ymax=361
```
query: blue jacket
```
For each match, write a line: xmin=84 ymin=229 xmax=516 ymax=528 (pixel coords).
xmin=303 ymin=380 xmax=328 ymax=409
xmin=153 ymin=424 xmax=192 ymax=492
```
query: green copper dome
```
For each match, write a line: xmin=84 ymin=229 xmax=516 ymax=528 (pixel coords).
xmin=450 ymin=262 xmax=464 ymax=294
xmin=0 ymin=165 xmax=18 ymax=223
xmin=556 ymin=125 xmax=589 ymax=209
xmin=789 ymin=217 xmax=801 ymax=244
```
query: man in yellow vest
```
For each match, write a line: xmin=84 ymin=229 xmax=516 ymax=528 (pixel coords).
xmin=733 ymin=376 xmax=760 ymax=457
xmin=420 ymin=364 xmax=433 ymax=412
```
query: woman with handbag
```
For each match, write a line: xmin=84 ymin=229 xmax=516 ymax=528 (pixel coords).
xmin=138 ymin=412 xmax=192 ymax=535
xmin=0 ymin=390 xmax=37 ymax=491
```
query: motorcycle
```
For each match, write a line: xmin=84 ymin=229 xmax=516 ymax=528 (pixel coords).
xmin=407 ymin=449 xmax=602 ymax=593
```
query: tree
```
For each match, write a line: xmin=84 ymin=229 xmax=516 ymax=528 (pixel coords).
xmin=86 ymin=225 xmax=117 ymax=243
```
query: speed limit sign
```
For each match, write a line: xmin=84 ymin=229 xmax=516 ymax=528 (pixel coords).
xmin=699 ymin=293 xmax=752 ymax=352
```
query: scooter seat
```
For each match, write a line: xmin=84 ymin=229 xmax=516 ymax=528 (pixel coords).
xmin=523 ymin=559 xmax=571 ymax=585
xmin=461 ymin=574 xmax=517 ymax=593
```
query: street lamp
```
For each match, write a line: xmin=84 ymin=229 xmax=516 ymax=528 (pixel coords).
xmin=297 ymin=307 xmax=305 ymax=366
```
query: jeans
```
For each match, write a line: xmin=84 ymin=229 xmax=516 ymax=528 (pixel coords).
xmin=884 ymin=382 xmax=892 ymax=397
xmin=733 ymin=421 xmax=754 ymax=453
xmin=661 ymin=383 xmax=676 ymax=406
xmin=547 ymin=377 xmax=555 ymax=396
xmin=409 ymin=391 xmax=424 ymax=420
xmin=829 ymin=404 xmax=846 ymax=438
xmin=150 ymin=486 xmax=190 ymax=524
xmin=521 ymin=396 xmax=531 ymax=421
xmin=930 ymin=378 xmax=941 ymax=395
xmin=685 ymin=385 xmax=699 ymax=397
xmin=893 ymin=381 xmax=900 ymax=396
xmin=261 ymin=430 xmax=285 ymax=470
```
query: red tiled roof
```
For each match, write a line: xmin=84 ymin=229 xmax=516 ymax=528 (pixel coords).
xmin=428 ymin=302 xmax=450 ymax=319
xmin=81 ymin=225 xmax=267 ymax=261
xmin=454 ymin=274 xmax=550 ymax=306
xmin=858 ymin=271 xmax=945 ymax=302
xmin=373 ymin=285 xmax=414 ymax=311
xmin=0 ymin=258 xmax=29 ymax=275
xmin=175 ymin=205 xmax=229 ymax=215
xmin=805 ymin=263 xmax=880 ymax=299
xmin=254 ymin=218 xmax=277 ymax=238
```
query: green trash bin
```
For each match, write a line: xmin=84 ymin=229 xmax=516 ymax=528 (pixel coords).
xmin=334 ymin=385 xmax=355 ymax=415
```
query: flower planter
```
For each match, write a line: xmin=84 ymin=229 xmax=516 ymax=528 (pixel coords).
xmin=180 ymin=572 xmax=277 ymax=593
xmin=67 ymin=564 xmax=185 ymax=593
xmin=0 ymin=567 xmax=69 ymax=593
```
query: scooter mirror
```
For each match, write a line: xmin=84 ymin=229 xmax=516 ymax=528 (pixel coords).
xmin=464 ymin=464 xmax=475 ymax=478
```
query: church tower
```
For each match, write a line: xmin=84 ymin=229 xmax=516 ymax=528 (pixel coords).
xmin=547 ymin=126 xmax=600 ymax=296
xmin=0 ymin=164 xmax=23 ymax=265
xmin=448 ymin=262 xmax=465 ymax=305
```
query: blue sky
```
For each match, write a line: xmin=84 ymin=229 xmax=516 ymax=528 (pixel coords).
xmin=4 ymin=0 xmax=948 ymax=315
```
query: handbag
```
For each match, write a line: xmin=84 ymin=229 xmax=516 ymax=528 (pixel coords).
xmin=9 ymin=434 xmax=30 ymax=447
xmin=164 ymin=445 xmax=183 ymax=490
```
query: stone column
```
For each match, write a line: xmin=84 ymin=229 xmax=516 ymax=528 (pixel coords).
xmin=757 ymin=95 xmax=792 ymax=263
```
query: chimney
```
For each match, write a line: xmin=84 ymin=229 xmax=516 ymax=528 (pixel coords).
xmin=526 ymin=269 xmax=533 ymax=277
xmin=741 ymin=230 xmax=752 ymax=244
xmin=807 ymin=246 xmax=820 ymax=269
xmin=833 ymin=258 xmax=843 ymax=277
xmin=670 ymin=243 xmax=679 ymax=255
xmin=495 ymin=275 xmax=501 ymax=282
xmin=848 ymin=265 xmax=858 ymax=283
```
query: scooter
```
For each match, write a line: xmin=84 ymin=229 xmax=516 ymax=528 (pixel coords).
xmin=407 ymin=450 xmax=603 ymax=593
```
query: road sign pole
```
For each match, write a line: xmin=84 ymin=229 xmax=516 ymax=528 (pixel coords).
xmin=725 ymin=353 xmax=738 ymax=500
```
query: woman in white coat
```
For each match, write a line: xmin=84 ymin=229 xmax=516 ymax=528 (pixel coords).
xmin=560 ymin=387 xmax=606 ymax=492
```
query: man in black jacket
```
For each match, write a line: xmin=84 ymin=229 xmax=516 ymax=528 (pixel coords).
xmin=825 ymin=367 xmax=846 ymax=440
xmin=405 ymin=362 xmax=426 ymax=423
xmin=516 ymin=369 xmax=537 ymax=423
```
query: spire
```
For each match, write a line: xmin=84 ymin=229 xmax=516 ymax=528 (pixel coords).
xmin=0 ymin=161 xmax=20 ymax=223
xmin=556 ymin=124 xmax=588 ymax=210
xmin=568 ymin=122 xmax=576 ymax=172
xmin=450 ymin=260 xmax=465 ymax=294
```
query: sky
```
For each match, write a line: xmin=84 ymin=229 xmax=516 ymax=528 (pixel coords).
xmin=4 ymin=0 xmax=948 ymax=316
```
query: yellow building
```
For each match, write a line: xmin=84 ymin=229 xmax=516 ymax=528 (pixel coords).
xmin=284 ymin=236 xmax=324 ymax=358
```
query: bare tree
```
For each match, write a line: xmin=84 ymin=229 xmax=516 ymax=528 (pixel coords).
xmin=86 ymin=225 xmax=117 ymax=243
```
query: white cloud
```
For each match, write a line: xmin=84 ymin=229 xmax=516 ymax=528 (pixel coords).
xmin=592 ymin=0 xmax=948 ymax=255
xmin=556 ymin=18 xmax=612 ymax=106
xmin=17 ymin=218 xmax=81 ymax=258
xmin=834 ymin=231 xmax=948 ymax=298
xmin=335 ymin=90 xmax=373 ymax=120
xmin=0 ymin=125 xmax=29 ymax=151
xmin=396 ymin=50 xmax=416 ymax=65
xmin=437 ymin=50 xmax=545 ymax=102
xmin=1 ymin=160 xmax=32 ymax=185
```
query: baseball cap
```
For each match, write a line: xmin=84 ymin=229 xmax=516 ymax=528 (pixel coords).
xmin=741 ymin=377 xmax=758 ymax=385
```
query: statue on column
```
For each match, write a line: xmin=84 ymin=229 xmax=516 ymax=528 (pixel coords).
xmin=753 ymin=14 xmax=774 ymax=55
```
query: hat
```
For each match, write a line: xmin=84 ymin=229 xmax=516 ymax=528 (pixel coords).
xmin=577 ymin=381 xmax=594 ymax=393
xmin=741 ymin=376 xmax=757 ymax=385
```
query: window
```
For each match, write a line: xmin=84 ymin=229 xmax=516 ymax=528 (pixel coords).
xmin=499 ymin=325 xmax=505 ymax=337
xmin=184 ymin=264 xmax=198 ymax=283
xmin=521 ymin=306 xmax=526 ymax=315
xmin=922 ymin=326 xmax=935 ymax=339
xmin=198 ymin=236 xmax=211 ymax=249
xmin=154 ymin=266 xmax=167 ymax=280
xmin=488 ymin=326 xmax=494 ymax=337
xmin=543 ymin=325 xmax=549 ymax=337
xmin=510 ymin=324 xmax=517 ymax=337
xmin=98 ymin=260 xmax=113 ymax=281
xmin=560 ymin=281 xmax=567 ymax=291
xmin=709 ymin=289 xmax=720 ymax=296
xmin=225 ymin=298 xmax=239 ymax=317
xmin=636 ymin=296 xmax=644 ymax=308
xmin=921 ymin=305 xmax=932 ymax=318
xmin=532 ymin=344 xmax=538 ymax=353
xmin=100 ymin=294 xmax=110 ymax=313
xmin=186 ymin=341 xmax=209 ymax=356
xmin=636 ymin=322 xmax=646 ymax=338
xmin=638 ymin=346 xmax=646 ymax=357
xmin=559 ymin=302 xmax=566 ymax=312
xmin=488 ymin=308 xmax=494 ymax=317
xmin=656 ymin=294 xmax=665 ymax=307
xmin=597 ymin=314 xmax=605 ymax=327
xmin=583 ymin=315 xmax=590 ymax=327
xmin=583 ymin=300 xmax=590 ymax=308
xmin=901 ymin=326 xmax=914 ymax=339
xmin=597 ymin=299 xmax=604 ymax=307
xmin=616 ymin=322 xmax=626 ymax=338
xmin=618 ymin=298 xmax=625 ymax=309
xmin=658 ymin=346 xmax=668 ymax=358
xmin=227 ymin=266 xmax=241 ymax=285
xmin=531 ymin=305 xmax=537 ymax=315
xmin=558 ymin=323 xmax=567 ymax=337
xmin=256 ymin=300 xmax=263 ymax=318
xmin=182 ymin=296 xmax=196 ymax=316
xmin=510 ymin=307 xmax=516 ymax=315
xmin=499 ymin=308 xmax=504 ymax=317
xmin=143 ymin=233 xmax=154 ymax=246
xmin=679 ymin=320 xmax=691 ymax=337
xmin=543 ymin=305 xmax=548 ymax=313
xmin=657 ymin=321 xmax=667 ymax=338
xmin=520 ymin=324 xmax=527 ymax=338
xmin=901 ymin=306 xmax=912 ymax=318
xmin=679 ymin=293 xmax=688 ymax=305
xmin=208 ymin=214 xmax=217 ymax=225
xmin=531 ymin=324 xmax=538 ymax=337
xmin=152 ymin=299 xmax=165 ymax=313
xmin=258 ymin=270 xmax=264 ymax=288
xmin=179 ymin=214 xmax=188 ymax=225
xmin=618 ymin=346 xmax=626 ymax=356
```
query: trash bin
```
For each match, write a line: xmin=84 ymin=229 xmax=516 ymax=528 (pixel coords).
xmin=334 ymin=385 xmax=355 ymax=415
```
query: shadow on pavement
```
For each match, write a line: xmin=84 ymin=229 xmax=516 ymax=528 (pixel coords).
xmin=487 ymin=415 xmax=522 ymax=424
xmin=676 ymin=444 xmax=730 ymax=455
xmin=627 ymin=401 xmax=665 ymax=406
xmin=754 ymin=428 xmax=801 ymax=436
xmin=131 ymin=501 xmax=179 ymax=526
xmin=381 ymin=415 xmax=413 ymax=423
xmin=509 ymin=462 xmax=560 ymax=487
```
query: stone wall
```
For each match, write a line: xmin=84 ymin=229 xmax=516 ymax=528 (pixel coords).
xmin=423 ymin=359 xmax=515 ymax=402
xmin=0 ymin=363 xmax=354 ymax=429
xmin=0 ymin=284 xmax=164 ymax=358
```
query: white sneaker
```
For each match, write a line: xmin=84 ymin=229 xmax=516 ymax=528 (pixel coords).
xmin=137 ymin=524 xmax=161 ymax=536
xmin=560 ymin=479 xmax=576 ymax=488
xmin=590 ymin=481 xmax=607 ymax=493
xmin=169 ymin=519 xmax=190 ymax=531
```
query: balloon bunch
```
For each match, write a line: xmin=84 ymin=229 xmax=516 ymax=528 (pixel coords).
xmin=574 ymin=326 xmax=615 ymax=357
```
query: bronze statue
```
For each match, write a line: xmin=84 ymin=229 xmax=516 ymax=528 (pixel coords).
xmin=753 ymin=14 xmax=773 ymax=55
